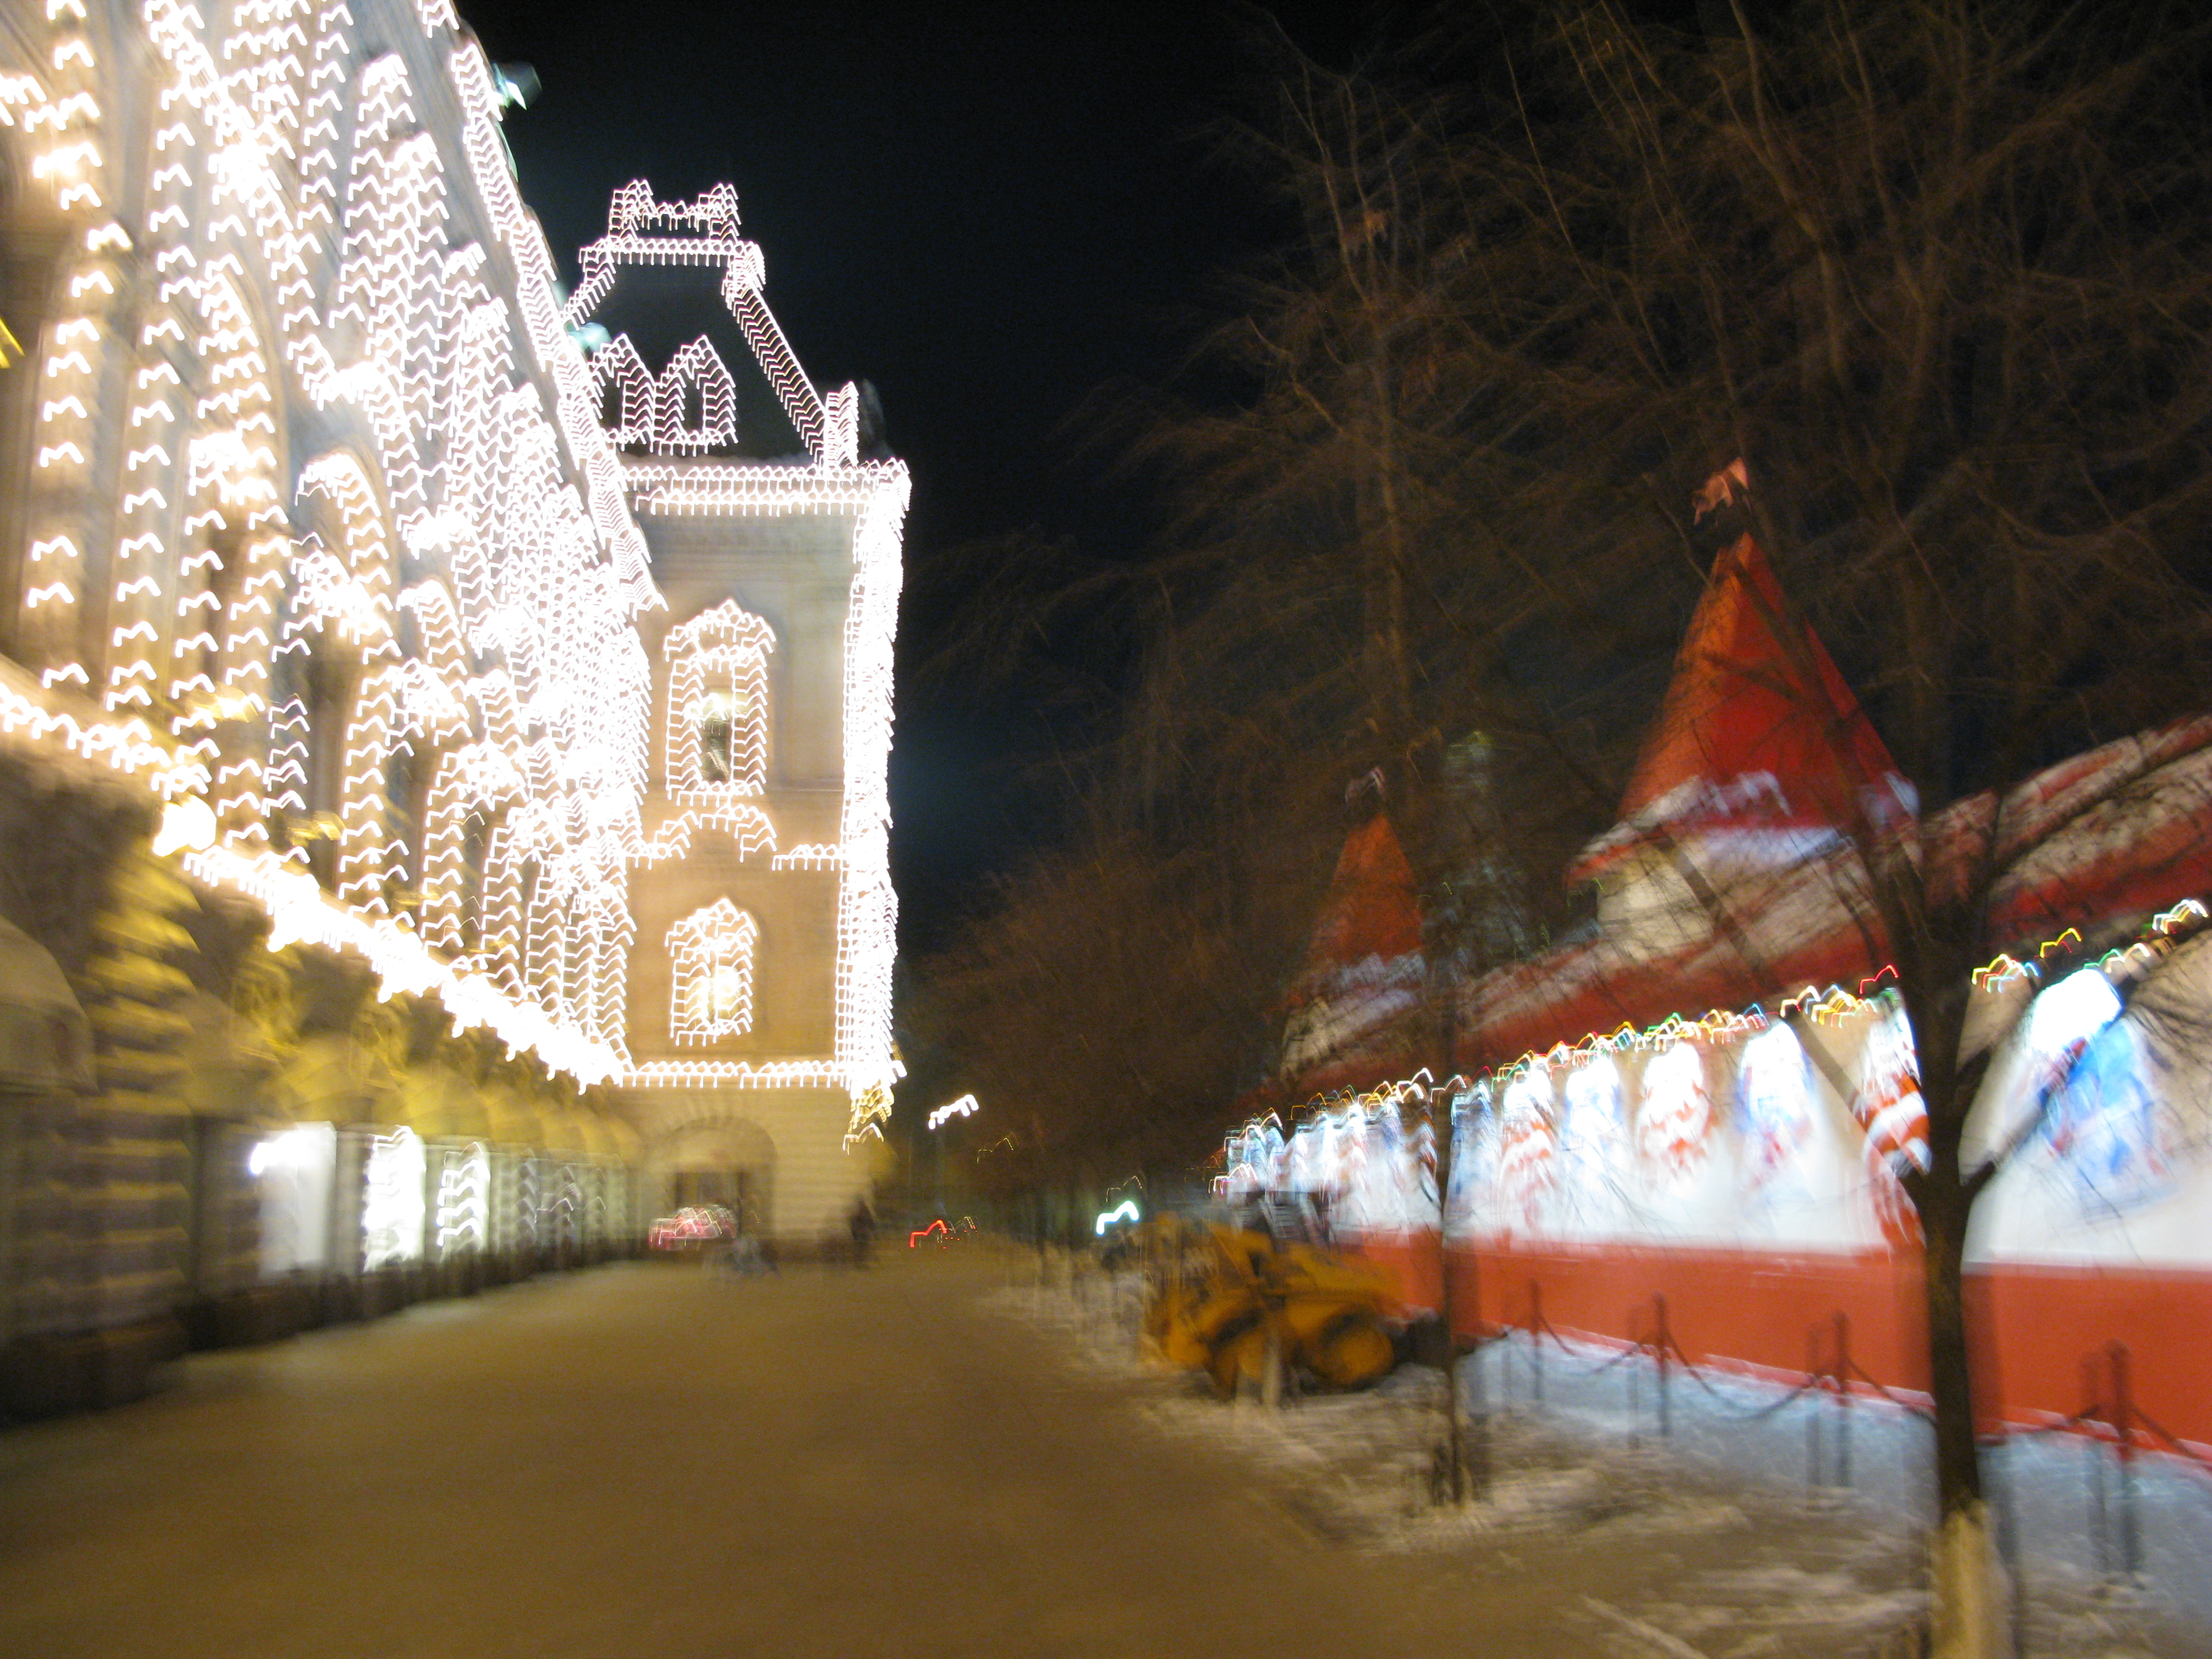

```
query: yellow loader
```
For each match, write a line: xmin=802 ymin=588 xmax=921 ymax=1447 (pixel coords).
xmin=1142 ymin=1221 xmax=1402 ymax=1398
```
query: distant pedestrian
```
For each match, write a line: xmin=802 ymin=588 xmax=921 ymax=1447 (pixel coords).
xmin=847 ymin=1196 xmax=876 ymax=1266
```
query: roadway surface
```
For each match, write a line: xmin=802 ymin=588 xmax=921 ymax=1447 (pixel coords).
xmin=0 ymin=1250 xmax=1682 ymax=1658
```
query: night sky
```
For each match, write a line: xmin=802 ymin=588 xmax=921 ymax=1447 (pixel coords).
xmin=456 ymin=1 xmax=1383 ymax=957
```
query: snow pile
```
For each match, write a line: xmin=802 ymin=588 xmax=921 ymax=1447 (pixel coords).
xmin=1150 ymin=1366 xmax=1752 ymax=1553
xmin=992 ymin=1267 xmax=2212 ymax=1659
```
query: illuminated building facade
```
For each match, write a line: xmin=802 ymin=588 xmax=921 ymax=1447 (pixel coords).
xmin=570 ymin=182 xmax=905 ymax=1241
xmin=0 ymin=0 xmax=899 ymax=1408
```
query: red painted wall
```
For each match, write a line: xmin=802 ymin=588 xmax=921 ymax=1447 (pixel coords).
xmin=1349 ymin=1234 xmax=2212 ymax=1451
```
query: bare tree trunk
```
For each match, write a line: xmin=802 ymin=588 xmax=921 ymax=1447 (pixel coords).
xmin=1428 ymin=969 xmax=1464 ymax=1501
xmin=1920 ymin=1162 xmax=1981 ymax=1518
xmin=1428 ymin=974 xmax=1490 ymax=1503
xmin=1919 ymin=1081 xmax=2011 ymax=1658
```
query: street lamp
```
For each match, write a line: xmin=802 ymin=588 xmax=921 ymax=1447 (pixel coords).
xmin=926 ymin=1094 xmax=978 ymax=1131
xmin=926 ymin=1094 xmax=978 ymax=1212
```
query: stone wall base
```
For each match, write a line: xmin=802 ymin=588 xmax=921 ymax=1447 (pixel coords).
xmin=1 ymin=1316 xmax=186 ymax=1420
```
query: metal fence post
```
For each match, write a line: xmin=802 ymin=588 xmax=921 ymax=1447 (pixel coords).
xmin=2110 ymin=1342 xmax=2140 ymax=1583
xmin=1807 ymin=1322 xmax=1825 ymax=1489
xmin=1627 ymin=1300 xmax=1641 ymax=1446
xmin=1835 ymin=1311 xmax=1853 ymax=1489
xmin=2090 ymin=1430 xmax=2110 ymax=1578
xmin=1530 ymin=1282 xmax=1546 ymax=1407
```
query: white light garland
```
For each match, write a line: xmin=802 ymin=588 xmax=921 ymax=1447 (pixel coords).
xmin=663 ymin=598 xmax=772 ymax=799
xmin=624 ymin=1058 xmax=846 ymax=1090
xmin=667 ymin=897 xmax=758 ymax=1042
xmin=926 ymin=1094 xmax=978 ymax=1132
xmin=569 ymin=183 xmax=906 ymax=1133
xmin=627 ymin=804 xmax=779 ymax=866
xmin=184 ymin=841 xmax=625 ymax=1082
xmin=6 ymin=15 xmax=902 ymax=1126
xmin=434 ymin=1141 xmax=489 ymax=1255
xmin=592 ymin=332 xmax=739 ymax=453
xmin=1 ymin=2 xmax=667 ymax=1082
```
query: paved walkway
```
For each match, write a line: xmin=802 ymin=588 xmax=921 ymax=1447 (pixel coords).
xmin=0 ymin=1250 xmax=1686 ymax=1659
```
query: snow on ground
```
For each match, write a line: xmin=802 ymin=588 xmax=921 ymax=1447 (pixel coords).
xmin=985 ymin=1258 xmax=2212 ymax=1659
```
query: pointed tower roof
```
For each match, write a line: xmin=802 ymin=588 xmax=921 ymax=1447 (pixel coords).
xmin=567 ymin=181 xmax=863 ymax=467
xmin=1300 ymin=812 xmax=1423 ymax=984
xmin=1575 ymin=534 xmax=1912 ymax=881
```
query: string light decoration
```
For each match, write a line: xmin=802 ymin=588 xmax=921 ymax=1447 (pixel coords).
xmin=362 ymin=1125 xmax=427 ymax=1269
xmin=622 ymin=460 xmax=888 ymax=518
xmin=626 ymin=803 xmax=779 ymax=866
xmin=625 ymin=1058 xmax=846 ymax=1090
xmin=6 ymin=14 xmax=911 ymax=1147
xmin=568 ymin=181 xmax=907 ymax=1141
xmin=926 ymin=1093 xmax=978 ymax=1131
xmin=2 ymin=1 xmax=675 ymax=1084
xmin=843 ymin=1079 xmax=893 ymax=1150
xmin=566 ymin=179 xmax=857 ymax=467
xmin=434 ymin=1141 xmax=490 ymax=1255
xmin=1226 ymin=899 xmax=2212 ymax=1251
xmin=667 ymin=898 xmax=758 ymax=1042
xmin=591 ymin=332 xmax=738 ymax=453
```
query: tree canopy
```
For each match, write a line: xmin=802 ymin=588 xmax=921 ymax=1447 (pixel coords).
xmin=909 ymin=0 xmax=2212 ymax=1188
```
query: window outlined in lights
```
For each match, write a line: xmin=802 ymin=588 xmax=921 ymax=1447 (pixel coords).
xmin=669 ymin=898 xmax=759 ymax=1042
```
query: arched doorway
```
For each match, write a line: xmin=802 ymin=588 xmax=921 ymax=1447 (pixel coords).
xmin=650 ymin=1118 xmax=776 ymax=1240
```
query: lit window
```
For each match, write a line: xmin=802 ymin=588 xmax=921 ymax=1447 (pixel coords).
xmin=1736 ymin=1024 xmax=1814 ymax=1203
xmin=1636 ymin=1041 xmax=1710 ymax=1190
xmin=1498 ymin=1070 xmax=1558 ymax=1230
xmin=1445 ymin=1081 xmax=1494 ymax=1232
xmin=363 ymin=1127 xmax=427 ymax=1270
xmin=686 ymin=959 xmax=748 ymax=1025
xmin=669 ymin=899 xmax=758 ymax=1042
xmin=1558 ymin=1056 xmax=1626 ymax=1208
xmin=665 ymin=602 xmax=773 ymax=796
xmin=697 ymin=687 xmax=755 ymax=784
xmin=2023 ymin=970 xmax=2163 ymax=1219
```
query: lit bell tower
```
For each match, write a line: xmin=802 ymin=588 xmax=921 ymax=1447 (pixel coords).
xmin=568 ymin=182 xmax=905 ymax=1242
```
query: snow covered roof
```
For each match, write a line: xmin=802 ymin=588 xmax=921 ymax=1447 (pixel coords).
xmin=1276 ymin=541 xmax=2212 ymax=1095
xmin=1290 ymin=813 xmax=1423 ymax=995
xmin=1571 ymin=534 xmax=1914 ymax=886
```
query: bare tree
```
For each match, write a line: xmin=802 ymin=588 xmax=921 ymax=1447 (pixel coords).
xmin=912 ymin=815 xmax=1324 ymax=1191
xmin=913 ymin=6 xmax=2212 ymax=1645
xmin=1419 ymin=6 xmax=2212 ymax=1646
xmin=1093 ymin=32 xmax=1668 ymax=1499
